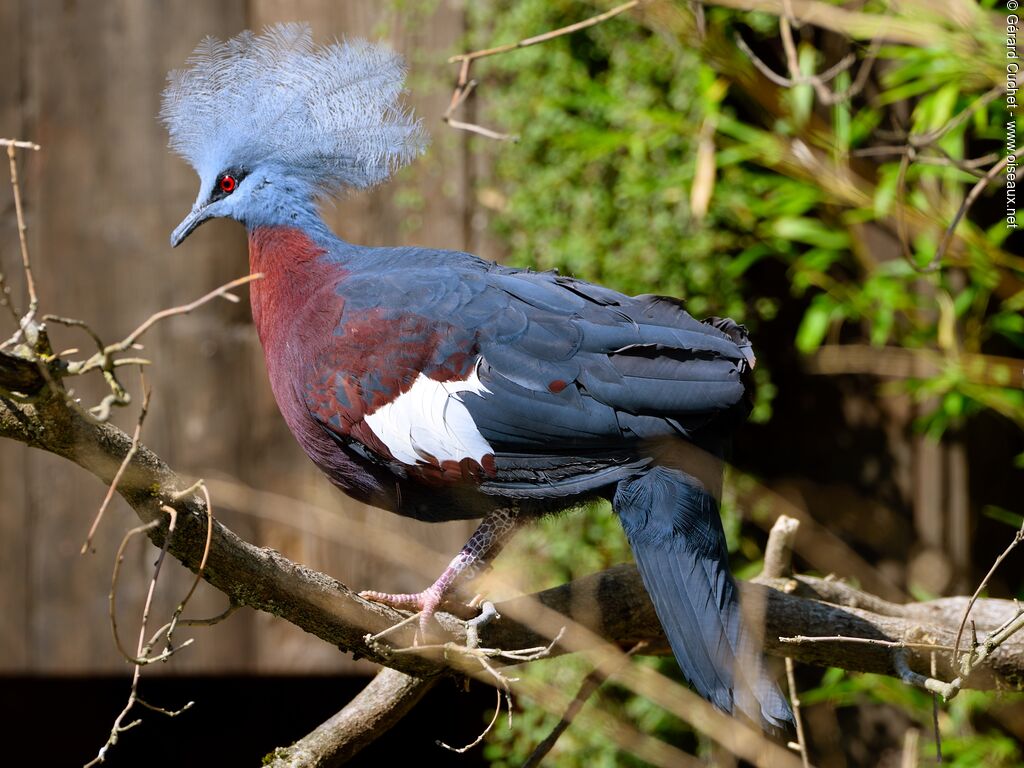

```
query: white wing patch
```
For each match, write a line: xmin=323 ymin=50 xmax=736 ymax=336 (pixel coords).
xmin=364 ymin=365 xmax=493 ymax=467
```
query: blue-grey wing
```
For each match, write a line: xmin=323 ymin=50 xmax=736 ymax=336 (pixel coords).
xmin=450 ymin=264 xmax=753 ymax=496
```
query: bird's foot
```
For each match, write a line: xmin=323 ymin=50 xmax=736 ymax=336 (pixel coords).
xmin=360 ymin=510 xmax=523 ymax=642
xmin=360 ymin=584 xmax=477 ymax=641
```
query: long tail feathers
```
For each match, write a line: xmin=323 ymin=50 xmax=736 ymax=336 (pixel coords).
xmin=613 ymin=467 xmax=794 ymax=732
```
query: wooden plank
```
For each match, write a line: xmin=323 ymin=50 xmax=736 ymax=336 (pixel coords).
xmin=0 ymin=0 xmax=250 ymax=674
xmin=0 ymin=0 xmax=31 ymax=673
xmin=0 ymin=1 xmax=477 ymax=675
xmin=242 ymin=1 xmax=477 ymax=673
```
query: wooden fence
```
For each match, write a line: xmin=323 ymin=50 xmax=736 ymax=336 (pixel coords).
xmin=0 ymin=0 xmax=488 ymax=675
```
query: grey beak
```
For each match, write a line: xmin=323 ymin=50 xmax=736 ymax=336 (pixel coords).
xmin=170 ymin=204 xmax=211 ymax=247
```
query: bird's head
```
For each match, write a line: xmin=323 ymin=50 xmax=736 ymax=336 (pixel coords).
xmin=162 ymin=23 xmax=427 ymax=247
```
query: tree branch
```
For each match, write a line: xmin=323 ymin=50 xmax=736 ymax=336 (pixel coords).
xmin=3 ymin=347 xmax=1024 ymax=767
xmin=263 ymin=668 xmax=435 ymax=768
xmin=3 ymin=347 xmax=1024 ymax=685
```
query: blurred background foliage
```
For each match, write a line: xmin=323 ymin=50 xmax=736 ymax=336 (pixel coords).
xmin=438 ymin=0 xmax=1024 ymax=764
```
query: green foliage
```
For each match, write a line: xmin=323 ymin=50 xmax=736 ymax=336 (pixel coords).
xmin=803 ymin=669 xmax=1024 ymax=767
xmin=481 ymin=655 xmax=696 ymax=768
xmin=467 ymin=0 xmax=826 ymax=422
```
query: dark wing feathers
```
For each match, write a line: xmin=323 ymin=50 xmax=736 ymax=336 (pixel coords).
xmin=461 ymin=265 xmax=750 ymax=437
xmin=330 ymin=251 xmax=751 ymax=492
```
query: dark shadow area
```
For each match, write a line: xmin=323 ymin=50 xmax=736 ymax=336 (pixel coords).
xmin=1 ymin=674 xmax=493 ymax=767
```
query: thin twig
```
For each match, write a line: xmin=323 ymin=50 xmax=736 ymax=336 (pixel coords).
xmin=523 ymin=642 xmax=645 ymax=768
xmin=378 ymin=619 xmax=565 ymax=757
xmin=181 ymin=602 xmax=238 ymax=627
xmin=0 ymin=270 xmax=21 ymax=331
xmin=5 ymin=143 xmax=37 ymax=318
xmin=430 ymin=618 xmax=561 ymax=755
xmin=447 ymin=0 xmax=641 ymax=65
xmin=889 ymin=604 xmax=1024 ymax=702
xmin=924 ymin=146 xmax=1001 ymax=177
xmin=88 ymin=505 xmax=191 ymax=767
xmin=785 ymin=658 xmax=810 ymax=768
xmin=894 ymin=150 xmax=916 ymax=269
xmin=953 ymin=518 xmax=1024 ymax=670
xmin=851 ymin=147 xmax=997 ymax=176
xmin=134 ymin=697 xmax=193 ymax=718
xmin=931 ymin=651 xmax=943 ymax=763
xmin=879 ymin=86 xmax=1006 ymax=274
xmin=128 ymin=506 xmax=184 ymax=663
xmin=149 ymin=481 xmax=217 ymax=652
xmin=5 ymin=143 xmax=36 ymax=303
xmin=109 ymin=506 xmax=180 ymax=666
xmin=145 ymin=603 xmax=238 ymax=654
xmin=43 ymin=314 xmax=108 ymax=359
xmin=927 ymin=157 xmax=1010 ymax=273
xmin=81 ymin=371 xmax=151 ymax=554
xmin=909 ymin=85 xmax=1003 ymax=150
xmin=47 ymin=273 xmax=262 ymax=419
xmin=437 ymin=687 xmax=505 ymax=754
xmin=445 ymin=117 xmax=519 ymax=142
xmin=779 ymin=635 xmax=959 ymax=652
xmin=0 ymin=138 xmax=41 ymax=150
xmin=735 ymin=21 xmax=876 ymax=107
xmin=115 ymin=272 xmax=261 ymax=353
xmin=443 ymin=0 xmax=642 ymax=141
xmin=108 ymin=519 xmax=161 ymax=663
xmin=844 ymin=39 xmax=881 ymax=104
xmin=178 ymin=482 xmax=215 ymax=609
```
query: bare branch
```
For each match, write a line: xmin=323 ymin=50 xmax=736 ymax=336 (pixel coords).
xmin=82 ymin=372 xmax=151 ymax=553
xmin=928 ymin=156 xmax=1011 ymax=273
xmin=262 ymin=668 xmax=435 ymax=768
xmin=785 ymin=658 xmax=810 ymax=768
xmin=0 ymin=139 xmax=41 ymax=337
xmin=109 ymin=507 xmax=182 ymax=666
xmin=35 ymin=273 xmax=262 ymax=419
xmin=113 ymin=272 xmax=260 ymax=354
xmin=758 ymin=516 xmax=809 ymax=767
xmin=447 ymin=0 xmax=642 ymax=66
xmin=734 ymin=31 xmax=857 ymax=105
xmin=5 ymin=142 xmax=37 ymax=332
xmin=2 ymin=371 xmax=1023 ymax=692
xmin=89 ymin=503 xmax=194 ymax=766
xmin=2 ymin=358 xmax=1024 ymax=765
xmin=0 ymin=138 xmax=41 ymax=150
xmin=443 ymin=0 xmax=643 ymax=141
xmin=761 ymin=515 xmax=799 ymax=579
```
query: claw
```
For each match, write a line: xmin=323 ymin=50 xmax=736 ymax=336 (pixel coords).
xmin=359 ymin=509 xmax=522 ymax=641
xmin=360 ymin=586 xmax=445 ymax=638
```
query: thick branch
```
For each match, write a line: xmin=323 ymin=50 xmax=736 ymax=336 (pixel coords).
xmin=263 ymin=668 xmax=435 ymax=768
xmin=3 ymin=348 xmax=1024 ymax=694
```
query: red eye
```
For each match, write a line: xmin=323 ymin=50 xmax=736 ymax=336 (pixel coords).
xmin=219 ymin=175 xmax=237 ymax=193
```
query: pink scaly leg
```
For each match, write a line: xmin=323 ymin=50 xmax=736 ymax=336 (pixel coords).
xmin=360 ymin=507 xmax=522 ymax=636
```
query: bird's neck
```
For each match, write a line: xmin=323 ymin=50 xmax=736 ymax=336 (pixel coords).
xmin=247 ymin=224 xmax=345 ymax=355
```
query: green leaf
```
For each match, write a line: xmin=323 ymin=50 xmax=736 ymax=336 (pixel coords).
xmin=795 ymin=294 xmax=837 ymax=354
xmin=773 ymin=217 xmax=850 ymax=250
xmin=982 ymin=505 xmax=1024 ymax=529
